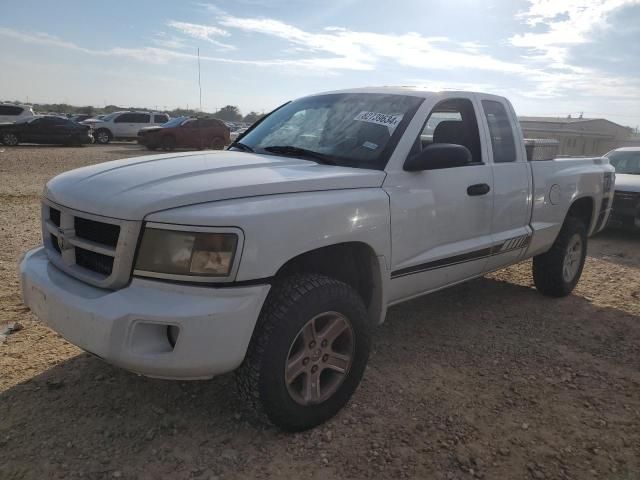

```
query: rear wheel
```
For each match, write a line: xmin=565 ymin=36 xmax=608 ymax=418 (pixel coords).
xmin=1 ymin=132 xmax=19 ymax=146
xmin=94 ymin=129 xmax=111 ymax=144
xmin=533 ymin=217 xmax=587 ymax=297
xmin=161 ymin=135 xmax=176 ymax=151
xmin=236 ymin=273 xmax=371 ymax=431
xmin=209 ymin=137 xmax=225 ymax=150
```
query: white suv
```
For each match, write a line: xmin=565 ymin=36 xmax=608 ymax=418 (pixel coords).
xmin=83 ymin=111 xmax=170 ymax=144
xmin=0 ymin=104 xmax=35 ymax=123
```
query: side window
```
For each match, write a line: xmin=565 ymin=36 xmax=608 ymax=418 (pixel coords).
xmin=0 ymin=105 xmax=24 ymax=115
xmin=482 ymin=100 xmax=517 ymax=163
xmin=201 ymin=119 xmax=222 ymax=128
xmin=132 ymin=113 xmax=150 ymax=123
xmin=50 ymin=117 xmax=69 ymax=126
xmin=154 ymin=114 xmax=168 ymax=124
xmin=114 ymin=113 xmax=135 ymax=123
xmin=414 ymin=98 xmax=482 ymax=164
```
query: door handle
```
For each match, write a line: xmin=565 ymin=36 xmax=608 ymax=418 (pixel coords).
xmin=467 ymin=183 xmax=491 ymax=196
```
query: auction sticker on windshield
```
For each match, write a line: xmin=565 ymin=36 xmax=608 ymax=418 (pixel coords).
xmin=354 ymin=111 xmax=403 ymax=130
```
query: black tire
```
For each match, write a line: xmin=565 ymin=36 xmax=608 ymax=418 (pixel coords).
xmin=1 ymin=132 xmax=19 ymax=146
xmin=532 ymin=216 xmax=587 ymax=297
xmin=209 ymin=137 xmax=225 ymax=150
xmin=161 ymin=135 xmax=176 ymax=151
xmin=236 ymin=273 xmax=371 ymax=431
xmin=94 ymin=129 xmax=111 ymax=144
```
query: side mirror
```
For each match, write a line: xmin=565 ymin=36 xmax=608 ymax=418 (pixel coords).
xmin=404 ymin=143 xmax=472 ymax=171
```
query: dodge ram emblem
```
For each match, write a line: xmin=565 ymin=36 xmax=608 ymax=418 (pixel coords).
xmin=57 ymin=228 xmax=70 ymax=251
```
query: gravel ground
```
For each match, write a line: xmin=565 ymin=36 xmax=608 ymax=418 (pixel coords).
xmin=1 ymin=145 xmax=639 ymax=480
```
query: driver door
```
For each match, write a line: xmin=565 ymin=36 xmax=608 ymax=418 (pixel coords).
xmin=384 ymin=95 xmax=495 ymax=303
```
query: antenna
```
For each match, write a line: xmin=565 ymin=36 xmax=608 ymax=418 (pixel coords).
xmin=197 ymin=48 xmax=203 ymax=112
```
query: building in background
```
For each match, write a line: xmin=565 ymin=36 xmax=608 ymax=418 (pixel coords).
xmin=519 ymin=116 xmax=640 ymax=157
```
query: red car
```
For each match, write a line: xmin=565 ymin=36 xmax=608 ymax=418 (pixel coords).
xmin=138 ymin=116 xmax=230 ymax=151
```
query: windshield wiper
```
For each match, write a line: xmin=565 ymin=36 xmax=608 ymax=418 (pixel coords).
xmin=228 ymin=141 xmax=254 ymax=153
xmin=263 ymin=145 xmax=336 ymax=165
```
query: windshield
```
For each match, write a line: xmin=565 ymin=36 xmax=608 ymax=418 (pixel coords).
xmin=161 ymin=116 xmax=189 ymax=128
xmin=237 ymin=93 xmax=424 ymax=170
xmin=606 ymin=150 xmax=640 ymax=174
xmin=99 ymin=112 xmax=119 ymax=122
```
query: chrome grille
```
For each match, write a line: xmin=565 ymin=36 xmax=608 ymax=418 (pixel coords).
xmin=42 ymin=200 xmax=141 ymax=289
xmin=613 ymin=191 xmax=639 ymax=209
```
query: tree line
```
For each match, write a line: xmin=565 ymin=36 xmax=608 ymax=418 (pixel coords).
xmin=1 ymin=101 xmax=263 ymax=123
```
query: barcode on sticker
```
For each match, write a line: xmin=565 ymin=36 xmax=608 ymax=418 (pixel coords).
xmin=354 ymin=111 xmax=403 ymax=129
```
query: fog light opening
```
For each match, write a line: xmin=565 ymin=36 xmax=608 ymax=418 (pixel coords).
xmin=167 ymin=325 xmax=180 ymax=349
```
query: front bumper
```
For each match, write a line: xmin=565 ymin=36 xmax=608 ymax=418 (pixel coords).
xmin=607 ymin=191 xmax=640 ymax=230
xmin=20 ymin=247 xmax=270 ymax=380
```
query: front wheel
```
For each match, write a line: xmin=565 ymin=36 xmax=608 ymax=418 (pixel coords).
xmin=236 ymin=273 xmax=371 ymax=431
xmin=1 ymin=132 xmax=19 ymax=146
xmin=94 ymin=129 xmax=111 ymax=144
xmin=533 ymin=217 xmax=587 ymax=297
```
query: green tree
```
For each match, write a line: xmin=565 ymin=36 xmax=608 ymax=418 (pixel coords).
xmin=79 ymin=106 xmax=94 ymax=116
xmin=214 ymin=105 xmax=242 ymax=122
xmin=243 ymin=111 xmax=262 ymax=124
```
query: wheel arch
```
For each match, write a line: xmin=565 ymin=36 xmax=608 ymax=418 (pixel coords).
xmin=566 ymin=196 xmax=595 ymax=234
xmin=273 ymin=241 xmax=387 ymax=326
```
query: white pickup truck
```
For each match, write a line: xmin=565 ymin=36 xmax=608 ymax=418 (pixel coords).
xmin=20 ymin=87 xmax=614 ymax=431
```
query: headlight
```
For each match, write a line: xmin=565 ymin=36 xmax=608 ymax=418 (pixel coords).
xmin=134 ymin=225 xmax=240 ymax=281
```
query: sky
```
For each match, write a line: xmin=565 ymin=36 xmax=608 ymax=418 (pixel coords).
xmin=1 ymin=0 xmax=639 ymax=127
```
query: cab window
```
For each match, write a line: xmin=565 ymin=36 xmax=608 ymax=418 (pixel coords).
xmin=412 ymin=98 xmax=483 ymax=164
xmin=482 ymin=100 xmax=517 ymax=163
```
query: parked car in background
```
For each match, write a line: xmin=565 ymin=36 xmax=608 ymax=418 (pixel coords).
xmin=70 ymin=114 xmax=93 ymax=123
xmin=0 ymin=116 xmax=92 ymax=146
xmin=230 ymin=127 xmax=248 ymax=142
xmin=138 ymin=116 xmax=229 ymax=151
xmin=82 ymin=111 xmax=170 ymax=144
xmin=0 ymin=103 xmax=35 ymax=123
xmin=605 ymin=147 xmax=640 ymax=230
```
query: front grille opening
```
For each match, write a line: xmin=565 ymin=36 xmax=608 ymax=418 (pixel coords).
xmin=50 ymin=234 xmax=61 ymax=254
xmin=50 ymin=208 xmax=61 ymax=227
xmin=75 ymin=248 xmax=114 ymax=276
xmin=74 ymin=217 xmax=120 ymax=247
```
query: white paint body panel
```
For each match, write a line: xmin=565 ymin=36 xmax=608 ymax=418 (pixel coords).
xmin=614 ymin=174 xmax=640 ymax=193
xmin=21 ymin=87 xmax=614 ymax=379
xmin=21 ymin=247 xmax=270 ymax=380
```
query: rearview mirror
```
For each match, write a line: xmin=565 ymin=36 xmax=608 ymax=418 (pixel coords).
xmin=404 ymin=143 xmax=472 ymax=171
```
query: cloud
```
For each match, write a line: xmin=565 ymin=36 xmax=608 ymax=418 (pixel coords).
xmin=0 ymin=26 xmax=358 ymax=72
xmin=151 ymin=32 xmax=189 ymax=50
xmin=507 ymin=0 xmax=640 ymax=99
xmin=511 ymin=0 xmax=640 ymax=65
xmin=166 ymin=21 xmax=235 ymax=50
xmin=217 ymin=15 xmax=527 ymax=74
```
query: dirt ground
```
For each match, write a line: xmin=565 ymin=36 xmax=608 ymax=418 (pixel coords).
xmin=1 ymin=145 xmax=639 ymax=480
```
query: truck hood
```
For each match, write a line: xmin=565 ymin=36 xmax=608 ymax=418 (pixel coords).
xmin=44 ymin=151 xmax=386 ymax=220
xmin=615 ymin=174 xmax=640 ymax=193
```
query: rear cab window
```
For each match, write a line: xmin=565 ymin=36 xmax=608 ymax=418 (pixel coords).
xmin=481 ymin=100 xmax=517 ymax=163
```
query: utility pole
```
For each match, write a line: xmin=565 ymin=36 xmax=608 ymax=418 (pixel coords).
xmin=197 ymin=48 xmax=203 ymax=112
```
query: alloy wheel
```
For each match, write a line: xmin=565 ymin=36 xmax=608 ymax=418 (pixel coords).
xmin=284 ymin=311 xmax=355 ymax=406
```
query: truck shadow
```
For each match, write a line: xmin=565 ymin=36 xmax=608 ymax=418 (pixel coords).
xmin=1 ymin=275 xmax=639 ymax=478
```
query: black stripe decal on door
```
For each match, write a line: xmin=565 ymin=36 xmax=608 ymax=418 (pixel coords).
xmin=391 ymin=233 xmax=531 ymax=279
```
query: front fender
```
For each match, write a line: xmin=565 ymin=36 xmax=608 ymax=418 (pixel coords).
xmin=145 ymin=188 xmax=391 ymax=281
